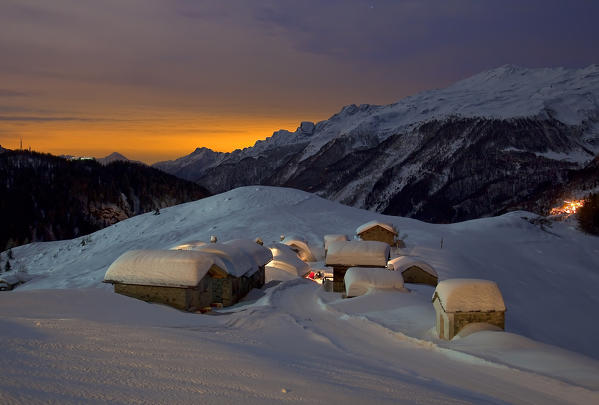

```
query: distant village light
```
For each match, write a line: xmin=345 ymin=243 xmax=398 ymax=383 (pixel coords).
xmin=550 ymin=200 xmax=585 ymax=216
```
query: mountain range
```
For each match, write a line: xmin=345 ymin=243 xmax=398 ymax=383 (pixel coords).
xmin=96 ymin=152 xmax=138 ymax=165
xmin=0 ymin=150 xmax=210 ymax=250
xmin=154 ymin=65 xmax=599 ymax=222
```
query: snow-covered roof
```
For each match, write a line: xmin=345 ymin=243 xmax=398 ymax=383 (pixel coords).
xmin=387 ymin=256 xmax=438 ymax=277
xmin=224 ymin=239 xmax=273 ymax=268
xmin=104 ymin=250 xmax=227 ymax=288
xmin=355 ymin=220 xmax=397 ymax=235
xmin=195 ymin=239 xmax=272 ymax=278
xmin=282 ymin=237 xmax=316 ymax=262
xmin=170 ymin=241 xmax=207 ymax=250
xmin=324 ymin=234 xmax=348 ymax=250
xmin=345 ymin=267 xmax=405 ymax=297
xmin=432 ymin=279 xmax=506 ymax=313
xmin=167 ymin=239 xmax=272 ymax=277
xmin=266 ymin=243 xmax=310 ymax=277
xmin=325 ymin=240 xmax=390 ymax=267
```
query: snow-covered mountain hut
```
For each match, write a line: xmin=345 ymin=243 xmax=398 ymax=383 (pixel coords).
xmin=325 ymin=240 xmax=390 ymax=292
xmin=356 ymin=220 xmax=398 ymax=246
xmin=266 ymin=243 xmax=311 ymax=280
xmin=432 ymin=279 xmax=506 ymax=340
xmin=105 ymin=240 xmax=273 ymax=310
xmin=104 ymin=250 xmax=228 ymax=311
xmin=282 ymin=236 xmax=316 ymax=262
xmin=323 ymin=234 xmax=348 ymax=253
xmin=195 ymin=239 xmax=272 ymax=306
xmin=344 ymin=267 xmax=405 ymax=298
xmin=387 ymin=256 xmax=438 ymax=286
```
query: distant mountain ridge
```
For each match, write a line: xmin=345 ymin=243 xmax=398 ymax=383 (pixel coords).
xmin=154 ymin=65 xmax=599 ymax=222
xmin=96 ymin=152 xmax=138 ymax=165
xmin=1 ymin=150 xmax=210 ymax=250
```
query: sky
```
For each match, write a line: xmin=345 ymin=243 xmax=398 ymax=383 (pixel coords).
xmin=1 ymin=0 xmax=598 ymax=164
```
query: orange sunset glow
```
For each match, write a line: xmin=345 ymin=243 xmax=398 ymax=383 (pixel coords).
xmin=2 ymin=1 xmax=597 ymax=164
xmin=0 ymin=112 xmax=315 ymax=164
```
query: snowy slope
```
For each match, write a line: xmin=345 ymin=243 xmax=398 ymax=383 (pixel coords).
xmin=5 ymin=185 xmax=599 ymax=361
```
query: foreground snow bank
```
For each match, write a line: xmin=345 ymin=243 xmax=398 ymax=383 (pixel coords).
xmin=1 ymin=284 xmax=598 ymax=404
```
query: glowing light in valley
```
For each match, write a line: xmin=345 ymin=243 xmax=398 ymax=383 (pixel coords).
xmin=550 ymin=200 xmax=585 ymax=216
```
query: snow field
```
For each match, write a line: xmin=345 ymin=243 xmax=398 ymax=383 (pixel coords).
xmin=2 ymin=186 xmax=599 ymax=403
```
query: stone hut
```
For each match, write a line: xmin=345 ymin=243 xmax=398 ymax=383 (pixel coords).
xmin=104 ymin=239 xmax=273 ymax=310
xmin=387 ymin=256 xmax=438 ymax=286
xmin=432 ymin=279 xmax=506 ymax=340
xmin=104 ymin=250 xmax=228 ymax=311
xmin=194 ymin=239 xmax=272 ymax=306
xmin=267 ymin=243 xmax=310 ymax=278
xmin=282 ymin=236 xmax=316 ymax=262
xmin=356 ymin=220 xmax=398 ymax=246
xmin=325 ymin=240 xmax=390 ymax=292
xmin=344 ymin=267 xmax=405 ymax=298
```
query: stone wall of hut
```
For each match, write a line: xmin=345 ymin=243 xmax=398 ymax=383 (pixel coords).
xmin=332 ymin=265 xmax=350 ymax=292
xmin=113 ymin=267 xmax=266 ymax=311
xmin=433 ymin=299 xmax=451 ymax=339
xmin=358 ymin=226 xmax=395 ymax=246
xmin=434 ymin=298 xmax=505 ymax=340
xmin=402 ymin=266 xmax=438 ymax=286
xmin=212 ymin=266 xmax=265 ymax=307
xmin=114 ymin=277 xmax=212 ymax=311
xmin=453 ymin=311 xmax=505 ymax=337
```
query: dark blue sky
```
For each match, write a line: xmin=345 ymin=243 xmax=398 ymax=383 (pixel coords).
xmin=1 ymin=0 xmax=598 ymax=161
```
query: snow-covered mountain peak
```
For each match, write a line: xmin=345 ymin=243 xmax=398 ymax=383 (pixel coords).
xmin=154 ymin=65 xmax=599 ymax=216
xmin=157 ymin=65 xmax=599 ymax=169
xmin=293 ymin=65 xmax=599 ymax=161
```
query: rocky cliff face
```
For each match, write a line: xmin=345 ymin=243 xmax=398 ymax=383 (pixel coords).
xmin=154 ymin=65 xmax=599 ymax=222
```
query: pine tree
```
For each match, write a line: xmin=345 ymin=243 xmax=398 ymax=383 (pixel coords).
xmin=4 ymin=260 xmax=11 ymax=272
xmin=7 ymin=248 xmax=14 ymax=260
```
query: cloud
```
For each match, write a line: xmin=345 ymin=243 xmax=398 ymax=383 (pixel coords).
xmin=0 ymin=116 xmax=123 ymax=122
xmin=251 ymin=0 xmax=599 ymax=68
xmin=1 ymin=0 xmax=598 ymax=161
xmin=0 ymin=89 xmax=31 ymax=97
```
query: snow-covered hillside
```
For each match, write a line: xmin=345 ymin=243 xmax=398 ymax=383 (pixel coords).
xmin=154 ymin=65 xmax=599 ymax=223
xmin=2 ymin=186 xmax=598 ymax=403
